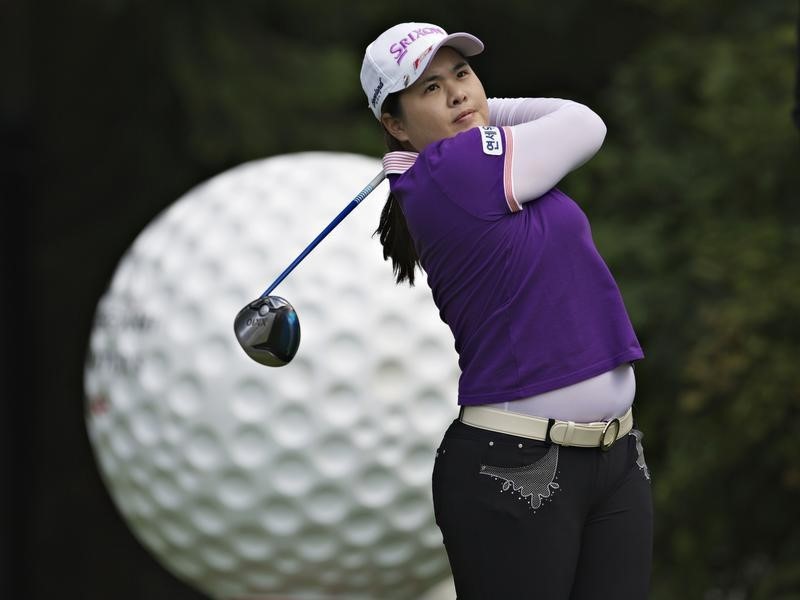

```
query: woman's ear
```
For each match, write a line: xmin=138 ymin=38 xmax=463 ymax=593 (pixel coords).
xmin=381 ymin=113 xmax=410 ymax=143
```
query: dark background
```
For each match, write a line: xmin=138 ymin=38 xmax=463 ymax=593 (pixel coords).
xmin=3 ymin=1 xmax=800 ymax=598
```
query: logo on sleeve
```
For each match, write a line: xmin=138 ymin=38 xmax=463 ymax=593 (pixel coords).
xmin=480 ymin=126 xmax=503 ymax=155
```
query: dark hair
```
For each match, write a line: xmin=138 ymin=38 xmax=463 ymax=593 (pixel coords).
xmin=374 ymin=92 xmax=421 ymax=285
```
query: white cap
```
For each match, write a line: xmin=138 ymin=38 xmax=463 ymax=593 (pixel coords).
xmin=360 ymin=22 xmax=484 ymax=119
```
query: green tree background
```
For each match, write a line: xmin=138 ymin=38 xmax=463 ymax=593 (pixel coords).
xmin=4 ymin=0 xmax=799 ymax=598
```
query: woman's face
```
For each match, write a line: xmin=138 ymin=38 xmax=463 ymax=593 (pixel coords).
xmin=382 ymin=47 xmax=489 ymax=152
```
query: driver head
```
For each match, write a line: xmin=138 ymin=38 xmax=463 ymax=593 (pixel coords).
xmin=233 ymin=296 xmax=300 ymax=367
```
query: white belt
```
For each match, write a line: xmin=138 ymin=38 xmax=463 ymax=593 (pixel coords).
xmin=459 ymin=405 xmax=633 ymax=451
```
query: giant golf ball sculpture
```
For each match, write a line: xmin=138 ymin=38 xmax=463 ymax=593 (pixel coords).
xmin=84 ymin=153 xmax=459 ymax=599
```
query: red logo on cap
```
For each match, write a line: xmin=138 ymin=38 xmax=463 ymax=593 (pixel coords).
xmin=413 ymin=45 xmax=434 ymax=71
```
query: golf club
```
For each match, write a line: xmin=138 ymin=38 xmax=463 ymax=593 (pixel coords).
xmin=234 ymin=170 xmax=386 ymax=366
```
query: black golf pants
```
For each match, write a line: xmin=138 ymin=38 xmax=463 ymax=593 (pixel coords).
xmin=432 ymin=418 xmax=653 ymax=599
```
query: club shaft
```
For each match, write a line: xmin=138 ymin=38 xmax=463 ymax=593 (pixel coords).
xmin=261 ymin=170 xmax=386 ymax=298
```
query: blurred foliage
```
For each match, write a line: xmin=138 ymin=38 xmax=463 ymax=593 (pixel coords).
xmin=18 ymin=0 xmax=800 ymax=598
xmin=578 ymin=1 xmax=800 ymax=598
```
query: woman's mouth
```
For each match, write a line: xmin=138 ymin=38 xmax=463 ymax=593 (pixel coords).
xmin=454 ymin=110 xmax=475 ymax=124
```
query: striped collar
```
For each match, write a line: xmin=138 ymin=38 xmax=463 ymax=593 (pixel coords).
xmin=382 ymin=151 xmax=418 ymax=176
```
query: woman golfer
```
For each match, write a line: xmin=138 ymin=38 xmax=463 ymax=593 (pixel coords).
xmin=361 ymin=22 xmax=653 ymax=600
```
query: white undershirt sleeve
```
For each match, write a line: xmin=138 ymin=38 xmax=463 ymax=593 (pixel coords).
xmin=488 ymin=97 xmax=607 ymax=205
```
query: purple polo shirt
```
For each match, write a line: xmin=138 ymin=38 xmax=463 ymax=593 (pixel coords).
xmin=383 ymin=126 xmax=644 ymax=406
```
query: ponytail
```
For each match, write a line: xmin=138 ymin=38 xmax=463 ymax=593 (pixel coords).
xmin=375 ymin=191 xmax=420 ymax=285
xmin=373 ymin=92 xmax=421 ymax=285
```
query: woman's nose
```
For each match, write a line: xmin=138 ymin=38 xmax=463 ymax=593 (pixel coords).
xmin=450 ymin=88 xmax=467 ymax=106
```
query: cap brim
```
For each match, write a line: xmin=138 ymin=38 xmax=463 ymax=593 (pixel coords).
xmin=437 ymin=32 xmax=484 ymax=58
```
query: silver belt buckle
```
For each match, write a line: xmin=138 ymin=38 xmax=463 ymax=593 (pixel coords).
xmin=600 ymin=418 xmax=621 ymax=451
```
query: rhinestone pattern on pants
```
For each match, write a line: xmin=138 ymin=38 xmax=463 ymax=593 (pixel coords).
xmin=479 ymin=445 xmax=560 ymax=510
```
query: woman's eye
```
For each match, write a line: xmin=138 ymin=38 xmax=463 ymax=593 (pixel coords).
xmin=457 ymin=69 xmax=470 ymax=78
xmin=425 ymin=83 xmax=439 ymax=93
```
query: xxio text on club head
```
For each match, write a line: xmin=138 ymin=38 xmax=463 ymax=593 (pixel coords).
xmin=233 ymin=296 xmax=300 ymax=366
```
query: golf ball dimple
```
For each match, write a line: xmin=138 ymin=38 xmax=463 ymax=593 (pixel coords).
xmin=84 ymin=153 xmax=459 ymax=599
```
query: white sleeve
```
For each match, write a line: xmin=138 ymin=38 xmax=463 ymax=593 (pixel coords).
xmin=489 ymin=98 xmax=607 ymax=204
xmin=489 ymin=97 xmax=576 ymax=126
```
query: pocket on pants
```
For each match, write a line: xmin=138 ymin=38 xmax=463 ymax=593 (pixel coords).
xmin=478 ymin=440 xmax=561 ymax=514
